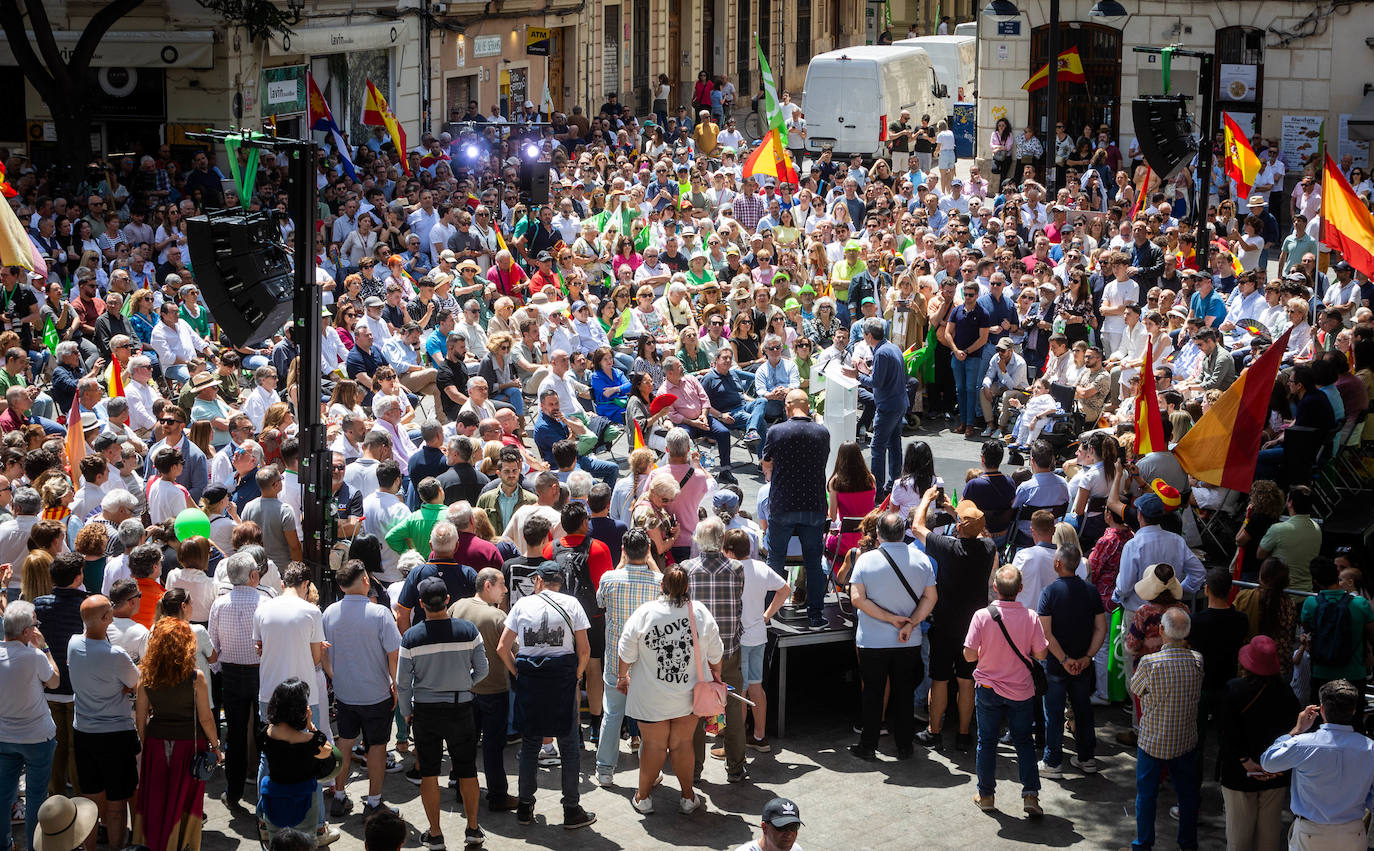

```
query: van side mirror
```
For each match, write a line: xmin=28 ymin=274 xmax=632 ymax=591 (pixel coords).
xmin=934 ymin=83 xmax=948 ymax=99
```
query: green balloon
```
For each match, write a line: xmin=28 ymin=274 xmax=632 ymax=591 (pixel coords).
xmin=174 ymin=507 xmax=212 ymax=542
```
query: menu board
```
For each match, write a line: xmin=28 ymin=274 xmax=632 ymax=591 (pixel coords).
xmin=1280 ymin=115 xmax=1324 ymax=172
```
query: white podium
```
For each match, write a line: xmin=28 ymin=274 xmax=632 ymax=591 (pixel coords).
xmin=818 ymin=360 xmax=858 ymax=480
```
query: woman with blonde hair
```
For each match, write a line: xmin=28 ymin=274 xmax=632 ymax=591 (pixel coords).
xmin=19 ymin=550 xmax=53 ymax=602
xmin=133 ymin=618 xmax=220 ymax=851
xmin=631 ymin=471 xmax=681 ymax=567
xmin=478 ymin=440 xmax=503 ymax=477
xmin=327 ymin=379 xmax=366 ymax=421
xmin=611 ymin=446 xmax=659 ymax=525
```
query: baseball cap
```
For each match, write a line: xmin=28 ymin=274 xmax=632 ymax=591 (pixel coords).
xmin=417 ymin=576 xmax=449 ymax=608
xmin=570 ymin=300 xmax=588 ymax=313
xmin=996 ymin=337 xmax=1015 ymax=351
xmin=951 ymin=178 xmax=964 ymax=187
xmin=860 ymin=296 xmax=876 ymax=306
xmin=90 ymin=433 xmax=127 ymax=451
xmin=844 ymin=239 xmax=863 ymax=252
xmin=535 ymin=560 xmax=565 ymax=581
xmin=762 ymin=797 xmax=804 ymax=830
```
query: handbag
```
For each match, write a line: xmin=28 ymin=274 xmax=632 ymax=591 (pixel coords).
xmin=686 ymin=601 xmax=728 ymax=718
xmin=988 ymin=603 xmax=1049 ymax=697
xmin=188 ymin=674 xmax=219 ymax=782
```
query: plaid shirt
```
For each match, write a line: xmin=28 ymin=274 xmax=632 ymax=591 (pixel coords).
xmin=686 ymin=552 xmax=745 ymax=657
xmin=209 ymin=585 xmax=263 ymax=666
xmin=596 ymin=563 xmax=662 ymax=674
xmin=1130 ymin=642 xmax=1203 ymax=759
xmin=732 ymin=192 xmax=767 ymax=233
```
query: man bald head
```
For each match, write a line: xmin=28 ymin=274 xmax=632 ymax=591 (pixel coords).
xmin=785 ymin=389 xmax=811 ymax=415
xmin=80 ymin=594 xmax=114 ymax=636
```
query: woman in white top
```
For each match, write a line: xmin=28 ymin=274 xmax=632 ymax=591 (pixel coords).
xmin=341 ymin=215 xmax=379 ymax=269
xmin=154 ymin=205 xmax=187 ymax=266
xmin=934 ymin=120 xmax=958 ymax=190
xmin=1233 ymin=215 xmax=1265 ymax=274
xmin=617 ymin=560 xmax=722 ymax=816
xmin=166 ymin=536 xmax=218 ymax=624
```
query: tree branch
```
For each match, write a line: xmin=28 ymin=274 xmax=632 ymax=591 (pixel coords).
xmin=20 ymin=0 xmax=69 ymax=91
xmin=70 ymin=0 xmax=147 ymax=72
xmin=0 ymin=0 xmax=56 ymax=102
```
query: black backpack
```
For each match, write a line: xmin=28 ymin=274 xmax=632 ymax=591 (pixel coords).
xmin=1310 ymin=591 xmax=1355 ymax=668
xmin=553 ymin=536 xmax=601 ymax=616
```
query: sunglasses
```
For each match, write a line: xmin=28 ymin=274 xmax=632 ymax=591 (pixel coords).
xmin=159 ymin=417 xmax=182 ymax=425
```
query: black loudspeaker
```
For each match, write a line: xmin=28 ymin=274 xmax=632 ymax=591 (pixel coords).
xmin=519 ymin=160 xmax=551 ymax=204
xmin=1131 ymin=97 xmax=1199 ymax=180
xmin=186 ymin=210 xmax=294 ymax=347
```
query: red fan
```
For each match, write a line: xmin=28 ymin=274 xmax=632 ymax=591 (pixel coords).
xmin=1237 ymin=318 xmax=1267 ymax=337
xmin=649 ymin=394 xmax=678 ymax=416
xmin=0 ymin=163 xmax=15 ymax=199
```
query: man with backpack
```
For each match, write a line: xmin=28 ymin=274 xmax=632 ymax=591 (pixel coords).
xmin=542 ymin=501 xmax=613 ymax=746
xmin=1301 ymin=556 xmax=1374 ymax=712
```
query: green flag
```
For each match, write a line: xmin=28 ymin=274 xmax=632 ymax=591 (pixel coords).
xmin=633 ymin=225 xmax=652 ymax=253
xmin=754 ymin=34 xmax=787 ymax=136
xmin=223 ymin=130 xmax=264 ymax=207
xmin=42 ymin=316 xmax=59 ymax=355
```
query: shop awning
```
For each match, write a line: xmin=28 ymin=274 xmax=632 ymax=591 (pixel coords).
xmin=0 ymin=30 xmax=215 ymax=69
xmin=268 ymin=20 xmax=409 ymax=57
xmin=1348 ymin=88 xmax=1374 ymax=142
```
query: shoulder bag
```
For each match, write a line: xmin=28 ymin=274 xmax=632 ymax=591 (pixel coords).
xmin=189 ymin=674 xmax=219 ymax=781
xmin=988 ymin=603 xmax=1049 ymax=697
xmin=686 ymin=601 xmax=728 ymax=717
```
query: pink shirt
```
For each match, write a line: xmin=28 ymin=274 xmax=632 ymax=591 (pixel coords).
xmin=659 ymin=375 xmax=709 ymax=423
xmin=665 ymin=461 xmax=712 ymax=547
xmin=964 ymin=600 xmax=1048 ymax=702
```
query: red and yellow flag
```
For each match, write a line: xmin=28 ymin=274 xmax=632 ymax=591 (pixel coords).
xmin=1133 ymin=338 xmax=1164 ymax=456
xmin=1130 ymin=166 xmax=1151 ymax=220
xmin=1023 ymin=47 xmax=1086 ymax=92
xmin=631 ymin=420 xmax=647 ymax=451
xmin=1322 ymin=152 xmax=1374 ymax=279
xmin=106 ymin=357 xmax=125 ymax=398
xmin=1173 ymin=327 xmax=1291 ymax=492
xmin=1223 ymin=112 xmax=1262 ymax=201
xmin=361 ymin=79 xmax=410 ymax=176
xmin=64 ymin=395 xmax=86 ymax=471
xmin=742 ymin=128 xmax=799 ymax=186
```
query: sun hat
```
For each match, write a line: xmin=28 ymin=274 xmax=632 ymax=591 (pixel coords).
xmin=1134 ymin=563 xmax=1183 ymax=602
xmin=1238 ymin=635 xmax=1281 ymax=677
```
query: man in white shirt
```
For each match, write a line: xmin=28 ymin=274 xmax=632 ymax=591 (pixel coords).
xmin=345 ymin=430 xmax=393 ymax=496
xmin=123 ymin=355 xmax=161 ymax=436
xmin=717 ymin=118 xmax=745 ymax=152
xmin=428 ymin=206 xmax=459 ymax=261
xmin=939 ymin=179 xmax=971 ymax=217
xmin=149 ymin=301 xmax=212 ymax=385
xmin=253 ymin=562 xmax=326 ymax=722
xmin=362 ymin=460 xmax=412 ymax=582
xmin=1012 ymin=509 xmax=1086 ymax=606
xmin=240 ymin=366 xmax=280 ymax=432
xmin=537 ymin=350 xmax=592 ymax=415
xmin=407 ymin=191 xmax=441 ymax=261
xmin=551 ymin=199 xmax=581 ymax=243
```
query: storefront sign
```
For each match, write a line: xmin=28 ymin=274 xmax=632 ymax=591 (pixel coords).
xmin=261 ymin=65 xmax=307 ymax=116
xmin=526 ymin=27 xmax=550 ymax=56
xmin=270 ymin=20 xmax=406 ymax=56
xmin=473 ymin=35 xmax=502 ymax=57
xmin=1219 ymin=63 xmax=1257 ymax=103
xmin=0 ymin=30 xmax=214 ymax=68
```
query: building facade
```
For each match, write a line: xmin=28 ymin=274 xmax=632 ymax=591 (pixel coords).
xmin=975 ymin=0 xmax=1374 ymax=172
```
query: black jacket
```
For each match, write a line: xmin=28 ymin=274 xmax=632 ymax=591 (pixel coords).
xmin=1219 ymin=674 xmax=1298 ymax=791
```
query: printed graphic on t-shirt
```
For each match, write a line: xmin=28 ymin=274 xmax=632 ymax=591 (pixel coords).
xmin=521 ymin=608 xmax=566 ymax=648
xmin=648 ymin=615 xmax=693 ymax=683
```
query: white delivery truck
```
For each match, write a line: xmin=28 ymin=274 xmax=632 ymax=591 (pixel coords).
xmin=801 ymin=45 xmax=943 ymax=158
xmin=895 ymin=35 xmax=977 ymax=126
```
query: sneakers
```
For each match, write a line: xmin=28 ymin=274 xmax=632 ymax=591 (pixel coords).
xmin=562 ymin=805 xmax=597 ymax=830
xmin=329 ymin=794 xmax=353 ymax=818
xmin=914 ymin=729 xmax=943 ymax=750
xmin=516 ymin=801 xmax=535 ymax=825
xmin=743 ymin=430 xmax=761 ymax=444
xmin=316 ymin=825 xmax=342 ymax=846
xmin=727 ymin=767 xmax=751 ymax=783
xmin=487 ymin=794 xmax=519 ymax=812
xmin=1169 ymin=805 xmax=1180 ymax=820
xmin=982 ymin=425 xmax=996 ymax=437
xmin=628 ymin=736 xmax=641 ymax=753
xmin=363 ymin=800 xmax=399 ymax=819
xmin=679 ymin=795 xmax=705 ymax=815
xmin=709 ymin=745 xmax=726 ymax=760
xmin=747 ymin=736 xmax=771 ymax=753
xmin=973 ymin=793 xmax=996 ymax=811
xmin=1039 ymin=761 xmax=1063 ymax=779
xmin=463 ymin=826 xmax=486 ymax=847
xmin=1072 ymin=756 xmax=1100 ymax=774
xmin=538 ymin=745 xmax=559 ymax=767
xmin=384 ymin=753 xmax=404 ymax=773
xmin=1023 ymin=794 xmax=1043 ymax=818
xmin=405 ymin=765 xmax=423 ymax=785
xmin=420 ymin=829 xmax=446 ymax=850
xmin=632 ymin=794 xmax=654 ymax=815
xmin=596 ymin=770 xmax=614 ymax=787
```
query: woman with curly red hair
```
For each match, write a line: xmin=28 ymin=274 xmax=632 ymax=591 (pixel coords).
xmin=132 ymin=617 xmax=220 ymax=851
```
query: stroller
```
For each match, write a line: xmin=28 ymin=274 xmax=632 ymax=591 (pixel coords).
xmin=1007 ymin=382 xmax=1084 ymax=466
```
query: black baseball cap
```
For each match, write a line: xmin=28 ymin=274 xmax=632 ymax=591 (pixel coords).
xmin=417 ymin=576 xmax=449 ymax=608
xmin=535 ymin=560 xmax=565 ymax=581
xmin=762 ymin=797 xmax=803 ymax=829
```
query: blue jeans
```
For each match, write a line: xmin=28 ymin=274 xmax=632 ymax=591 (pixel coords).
xmin=165 ymin=363 xmax=191 ymax=385
xmin=596 ymin=670 xmax=629 ymax=775
xmin=243 ymin=354 xmax=270 ymax=371
xmin=688 ymin=418 xmax=734 ymax=467
xmin=260 ymin=701 xmax=325 ymax=826
xmin=576 ymin=452 xmax=618 ymax=488
xmin=1043 ymin=667 xmax=1095 ymax=767
xmin=518 ymin=727 xmax=581 ymax=808
xmin=974 ymin=686 xmax=1040 ymax=798
xmin=766 ymin=510 xmax=828 ymax=620
xmin=472 ymin=691 xmax=511 ymax=801
xmin=494 ymin=385 xmax=524 ymax=416
xmin=35 ymin=416 xmax=65 ymax=435
xmin=0 ymin=737 xmax=56 ymax=850
xmin=951 ymin=351 xmax=983 ymax=427
xmin=1134 ymin=746 xmax=1200 ymax=850
xmin=871 ymin=406 xmax=904 ymax=494
xmin=1254 ymin=446 xmax=1284 ymax=483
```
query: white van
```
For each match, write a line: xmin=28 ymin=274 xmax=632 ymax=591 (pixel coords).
xmin=801 ymin=45 xmax=943 ymax=158
xmin=895 ymin=35 xmax=977 ymax=125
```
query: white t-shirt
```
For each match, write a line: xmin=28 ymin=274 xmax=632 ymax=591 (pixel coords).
xmin=1100 ymin=278 xmax=1139 ymax=335
xmin=936 ymin=129 xmax=956 ymax=156
xmin=617 ymin=598 xmax=723 ymax=722
xmin=505 ymin=590 xmax=589 ymax=658
xmin=734 ymin=840 xmax=804 ymax=851
xmin=147 ymin=477 xmax=190 ymax=526
xmin=252 ymin=595 xmax=326 ymax=704
xmin=739 ymin=558 xmax=787 ymax=647
xmin=107 ymin=617 xmax=149 ymax=663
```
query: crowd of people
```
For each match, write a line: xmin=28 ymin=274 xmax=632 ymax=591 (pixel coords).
xmin=0 ymin=73 xmax=1371 ymax=851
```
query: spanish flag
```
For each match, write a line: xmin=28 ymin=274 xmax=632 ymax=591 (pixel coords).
xmin=106 ymin=357 xmax=126 ymax=399
xmin=1023 ymin=47 xmax=1086 ymax=92
xmin=1173 ymin=326 xmax=1291 ymax=492
xmin=1133 ymin=338 xmax=1164 ymax=456
xmin=742 ymin=128 xmax=800 ymax=186
xmin=1322 ymin=152 xmax=1374 ymax=279
xmin=361 ymin=79 xmax=410 ymax=176
xmin=1223 ymin=112 xmax=1262 ymax=200
xmin=631 ymin=420 xmax=647 ymax=451
xmin=64 ymin=394 xmax=86 ymax=471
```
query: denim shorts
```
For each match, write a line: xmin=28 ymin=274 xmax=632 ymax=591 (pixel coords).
xmin=741 ymin=643 xmax=766 ymax=685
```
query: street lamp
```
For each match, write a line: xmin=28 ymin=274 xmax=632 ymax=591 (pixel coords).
xmin=982 ymin=0 xmax=1128 ymax=191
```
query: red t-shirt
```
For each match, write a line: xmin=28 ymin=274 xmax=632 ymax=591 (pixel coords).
xmin=542 ymin=533 xmax=613 ymax=593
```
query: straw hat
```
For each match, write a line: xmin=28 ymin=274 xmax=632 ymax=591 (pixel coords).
xmin=1134 ymin=563 xmax=1183 ymax=602
xmin=33 ymin=795 xmax=98 ymax=851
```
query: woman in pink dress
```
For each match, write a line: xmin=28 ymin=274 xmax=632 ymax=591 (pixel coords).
xmin=826 ymin=440 xmax=877 ymax=568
